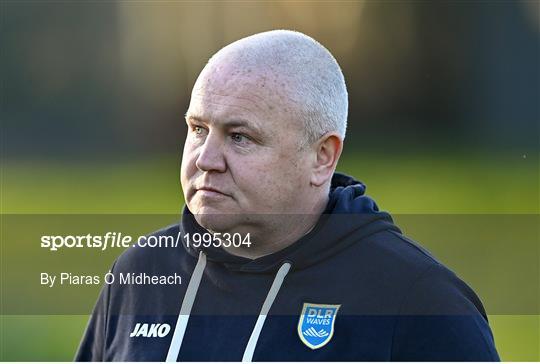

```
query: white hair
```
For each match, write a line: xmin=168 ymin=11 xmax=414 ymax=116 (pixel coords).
xmin=204 ymin=30 xmax=348 ymax=145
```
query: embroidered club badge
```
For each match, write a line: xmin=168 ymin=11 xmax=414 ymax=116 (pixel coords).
xmin=297 ymin=302 xmax=340 ymax=350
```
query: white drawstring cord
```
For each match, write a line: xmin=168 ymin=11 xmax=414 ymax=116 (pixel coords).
xmin=242 ymin=262 xmax=292 ymax=362
xmin=165 ymin=251 xmax=207 ymax=362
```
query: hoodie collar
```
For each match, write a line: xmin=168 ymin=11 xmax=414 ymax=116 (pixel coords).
xmin=180 ymin=172 xmax=400 ymax=273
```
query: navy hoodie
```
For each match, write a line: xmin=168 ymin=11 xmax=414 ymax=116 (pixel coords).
xmin=76 ymin=173 xmax=500 ymax=361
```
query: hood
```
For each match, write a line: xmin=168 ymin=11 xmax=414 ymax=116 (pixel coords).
xmin=180 ymin=172 xmax=400 ymax=273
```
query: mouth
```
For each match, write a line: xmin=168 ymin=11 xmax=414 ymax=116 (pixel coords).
xmin=195 ymin=186 xmax=229 ymax=197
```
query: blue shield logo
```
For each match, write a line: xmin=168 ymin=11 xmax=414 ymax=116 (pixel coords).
xmin=297 ymin=302 xmax=340 ymax=350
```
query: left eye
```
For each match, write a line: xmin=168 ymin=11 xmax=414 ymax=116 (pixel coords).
xmin=231 ymin=133 xmax=248 ymax=143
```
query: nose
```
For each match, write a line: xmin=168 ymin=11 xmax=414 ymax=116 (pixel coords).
xmin=195 ymin=131 xmax=227 ymax=173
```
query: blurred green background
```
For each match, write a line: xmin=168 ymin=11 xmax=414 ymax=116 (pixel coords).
xmin=1 ymin=0 xmax=539 ymax=361
xmin=1 ymin=155 xmax=538 ymax=361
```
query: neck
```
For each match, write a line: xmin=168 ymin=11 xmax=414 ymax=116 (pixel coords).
xmin=222 ymin=194 xmax=329 ymax=259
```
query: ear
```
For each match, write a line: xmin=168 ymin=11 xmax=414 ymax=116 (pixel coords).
xmin=310 ymin=132 xmax=343 ymax=187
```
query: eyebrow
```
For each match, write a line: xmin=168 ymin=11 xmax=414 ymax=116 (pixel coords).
xmin=185 ymin=115 xmax=265 ymax=136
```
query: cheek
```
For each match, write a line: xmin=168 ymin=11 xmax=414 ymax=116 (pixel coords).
xmin=228 ymin=156 xmax=272 ymax=196
xmin=272 ymin=152 xmax=312 ymax=198
xmin=180 ymin=144 xmax=198 ymax=185
xmin=230 ymin=153 xmax=305 ymax=205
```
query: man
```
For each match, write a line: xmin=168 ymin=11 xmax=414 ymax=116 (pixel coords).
xmin=76 ymin=30 xmax=500 ymax=361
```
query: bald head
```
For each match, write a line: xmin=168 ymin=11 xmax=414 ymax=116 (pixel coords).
xmin=182 ymin=30 xmax=346 ymax=250
xmin=192 ymin=30 xmax=348 ymax=145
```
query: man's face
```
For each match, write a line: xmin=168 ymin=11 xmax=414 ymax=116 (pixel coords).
xmin=180 ymin=62 xmax=313 ymax=232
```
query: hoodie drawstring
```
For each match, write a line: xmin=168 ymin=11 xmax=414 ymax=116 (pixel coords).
xmin=166 ymin=252 xmax=291 ymax=362
xmin=242 ymin=262 xmax=291 ymax=362
xmin=166 ymin=251 xmax=207 ymax=362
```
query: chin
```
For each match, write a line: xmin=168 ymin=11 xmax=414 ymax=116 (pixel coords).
xmin=193 ymin=212 xmax=241 ymax=233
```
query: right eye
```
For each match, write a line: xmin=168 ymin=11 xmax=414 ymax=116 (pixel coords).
xmin=191 ymin=125 xmax=207 ymax=137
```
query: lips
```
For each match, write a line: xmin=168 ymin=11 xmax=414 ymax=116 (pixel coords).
xmin=195 ymin=186 xmax=229 ymax=197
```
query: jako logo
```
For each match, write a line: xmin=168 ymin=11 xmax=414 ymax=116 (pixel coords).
xmin=129 ymin=323 xmax=171 ymax=338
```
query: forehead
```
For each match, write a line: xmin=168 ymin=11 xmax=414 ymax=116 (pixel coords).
xmin=188 ymin=91 xmax=268 ymax=122
xmin=187 ymin=66 xmax=293 ymax=130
